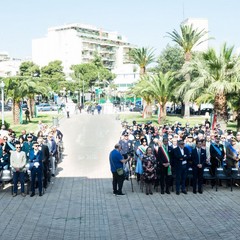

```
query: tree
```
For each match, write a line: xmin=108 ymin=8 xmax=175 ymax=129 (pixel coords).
xmin=180 ymin=43 xmax=240 ymax=129
xmin=129 ymin=47 xmax=155 ymax=75
xmin=19 ymin=61 xmax=40 ymax=77
xmin=41 ymin=60 xmax=66 ymax=92
xmin=155 ymin=45 xmax=185 ymax=73
xmin=166 ymin=24 xmax=210 ymax=117
xmin=140 ymin=72 xmax=174 ymax=123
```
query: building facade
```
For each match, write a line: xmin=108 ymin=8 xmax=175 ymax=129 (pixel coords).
xmin=181 ymin=18 xmax=209 ymax=52
xmin=32 ymin=23 xmax=138 ymax=78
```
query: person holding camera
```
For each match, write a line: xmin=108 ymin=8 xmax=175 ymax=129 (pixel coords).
xmin=109 ymin=143 xmax=130 ymax=196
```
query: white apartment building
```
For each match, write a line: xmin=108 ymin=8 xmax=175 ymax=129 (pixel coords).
xmin=181 ymin=18 xmax=209 ymax=52
xmin=0 ymin=52 xmax=22 ymax=77
xmin=32 ymin=23 xmax=138 ymax=85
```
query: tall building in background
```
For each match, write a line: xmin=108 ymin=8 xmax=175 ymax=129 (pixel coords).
xmin=0 ymin=52 xmax=22 ymax=77
xmin=32 ymin=23 xmax=137 ymax=79
xmin=181 ymin=18 xmax=209 ymax=52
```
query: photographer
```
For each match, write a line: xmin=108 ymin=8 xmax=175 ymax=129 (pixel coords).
xmin=109 ymin=144 xmax=130 ymax=196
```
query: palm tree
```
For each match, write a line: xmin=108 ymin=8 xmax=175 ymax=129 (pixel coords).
xmin=129 ymin=47 xmax=155 ymax=75
xmin=131 ymin=80 xmax=153 ymax=118
xmin=166 ymin=24 xmax=210 ymax=117
xmin=180 ymin=43 xmax=240 ymax=129
xmin=140 ymin=72 xmax=174 ymax=123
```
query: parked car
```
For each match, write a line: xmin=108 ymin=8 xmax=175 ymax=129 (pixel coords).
xmin=36 ymin=103 xmax=52 ymax=111
xmin=0 ymin=104 xmax=12 ymax=111
xmin=21 ymin=103 xmax=28 ymax=111
xmin=200 ymin=108 xmax=213 ymax=115
xmin=130 ymin=105 xmax=143 ymax=112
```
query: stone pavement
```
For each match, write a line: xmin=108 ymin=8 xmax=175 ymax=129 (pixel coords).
xmin=0 ymin=113 xmax=240 ymax=240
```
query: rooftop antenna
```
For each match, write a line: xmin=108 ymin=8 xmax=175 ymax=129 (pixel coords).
xmin=182 ymin=1 xmax=185 ymax=20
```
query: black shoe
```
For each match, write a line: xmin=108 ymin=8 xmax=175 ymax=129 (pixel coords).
xmin=30 ymin=193 xmax=35 ymax=197
xmin=146 ymin=192 xmax=149 ymax=195
xmin=198 ymin=190 xmax=203 ymax=194
xmin=117 ymin=192 xmax=125 ymax=196
xmin=39 ymin=193 xmax=43 ymax=197
xmin=166 ymin=190 xmax=170 ymax=194
xmin=182 ymin=190 xmax=187 ymax=194
xmin=113 ymin=191 xmax=118 ymax=195
xmin=176 ymin=191 xmax=180 ymax=195
xmin=51 ymin=174 xmax=55 ymax=177
xmin=193 ymin=190 xmax=197 ymax=194
xmin=161 ymin=190 xmax=165 ymax=194
xmin=149 ymin=191 xmax=153 ymax=195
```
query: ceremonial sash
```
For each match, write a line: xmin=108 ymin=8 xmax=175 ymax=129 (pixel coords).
xmin=211 ymin=143 xmax=222 ymax=157
xmin=138 ymin=145 xmax=147 ymax=155
xmin=229 ymin=144 xmax=238 ymax=158
xmin=161 ymin=145 xmax=172 ymax=175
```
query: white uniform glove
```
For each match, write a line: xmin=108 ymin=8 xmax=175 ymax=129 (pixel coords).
xmin=34 ymin=162 xmax=40 ymax=168
xmin=25 ymin=163 xmax=30 ymax=169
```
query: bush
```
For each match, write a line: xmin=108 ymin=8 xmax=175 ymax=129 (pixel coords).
xmin=0 ymin=120 xmax=10 ymax=129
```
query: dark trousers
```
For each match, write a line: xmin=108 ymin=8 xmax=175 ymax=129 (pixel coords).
xmin=193 ymin=168 xmax=204 ymax=192
xmin=176 ymin=165 xmax=187 ymax=192
xmin=43 ymin=162 xmax=49 ymax=189
xmin=31 ymin=167 xmax=42 ymax=194
xmin=112 ymin=172 xmax=125 ymax=194
xmin=160 ymin=166 xmax=170 ymax=191
xmin=13 ymin=171 xmax=25 ymax=193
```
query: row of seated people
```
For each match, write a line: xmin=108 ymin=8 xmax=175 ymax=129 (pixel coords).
xmin=0 ymin=125 xmax=63 ymax=197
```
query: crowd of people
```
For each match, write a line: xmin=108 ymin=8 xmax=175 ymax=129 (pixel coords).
xmin=0 ymin=123 xmax=63 ymax=197
xmin=110 ymin=119 xmax=240 ymax=196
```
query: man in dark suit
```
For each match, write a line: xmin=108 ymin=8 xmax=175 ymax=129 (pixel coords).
xmin=192 ymin=140 xmax=206 ymax=194
xmin=155 ymin=138 xmax=173 ymax=194
xmin=210 ymin=135 xmax=225 ymax=176
xmin=38 ymin=137 xmax=50 ymax=189
xmin=28 ymin=141 xmax=43 ymax=197
xmin=173 ymin=140 xmax=191 ymax=195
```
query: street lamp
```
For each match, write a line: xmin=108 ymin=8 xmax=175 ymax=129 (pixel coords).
xmin=1 ymin=81 xmax=5 ymax=125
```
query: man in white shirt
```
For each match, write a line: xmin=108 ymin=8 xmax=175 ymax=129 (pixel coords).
xmin=10 ymin=142 xmax=27 ymax=197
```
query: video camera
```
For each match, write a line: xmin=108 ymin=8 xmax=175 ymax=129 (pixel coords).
xmin=122 ymin=149 xmax=135 ymax=159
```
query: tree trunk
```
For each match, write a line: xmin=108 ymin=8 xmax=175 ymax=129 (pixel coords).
xmin=142 ymin=103 xmax=152 ymax=118
xmin=237 ymin=109 xmax=240 ymax=132
xmin=184 ymin=102 xmax=190 ymax=117
xmin=214 ymin=93 xmax=228 ymax=130
xmin=158 ymin=104 xmax=166 ymax=124
xmin=13 ymin=100 xmax=20 ymax=124
xmin=28 ymin=97 xmax=35 ymax=118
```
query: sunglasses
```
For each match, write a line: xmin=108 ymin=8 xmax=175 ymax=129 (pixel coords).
xmin=16 ymin=147 xmax=21 ymax=149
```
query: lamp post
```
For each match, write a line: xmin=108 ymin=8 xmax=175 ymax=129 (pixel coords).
xmin=1 ymin=81 xmax=5 ymax=125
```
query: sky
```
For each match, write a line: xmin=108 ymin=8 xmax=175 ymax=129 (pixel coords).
xmin=0 ymin=0 xmax=240 ymax=59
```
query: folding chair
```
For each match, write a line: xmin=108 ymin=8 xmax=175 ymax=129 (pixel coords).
xmin=215 ymin=168 xmax=232 ymax=191
xmin=203 ymin=168 xmax=215 ymax=190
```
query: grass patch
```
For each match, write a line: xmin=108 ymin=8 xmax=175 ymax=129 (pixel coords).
xmin=5 ymin=112 xmax=63 ymax=136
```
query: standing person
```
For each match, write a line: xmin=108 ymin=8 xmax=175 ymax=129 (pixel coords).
xmin=10 ymin=142 xmax=27 ymax=197
xmin=210 ymin=135 xmax=225 ymax=177
xmin=226 ymin=137 xmax=240 ymax=169
xmin=192 ymin=140 xmax=206 ymax=194
xmin=66 ymin=105 xmax=70 ymax=118
xmin=28 ymin=141 xmax=43 ymax=197
xmin=155 ymin=138 xmax=173 ymax=194
xmin=47 ymin=134 xmax=57 ymax=177
xmin=37 ymin=137 xmax=50 ymax=189
xmin=173 ymin=140 xmax=191 ymax=195
xmin=25 ymin=108 xmax=31 ymax=123
xmin=142 ymin=147 xmax=157 ymax=195
xmin=22 ymin=135 xmax=33 ymax=160
xmin=109 ymin=143 xmax=129 ymax=195
xmin=135 ymin=138 xmax=148 ymax=182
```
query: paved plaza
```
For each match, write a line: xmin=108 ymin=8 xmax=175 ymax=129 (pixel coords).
xmin=0 ymin=113 xmax=240 ymax=240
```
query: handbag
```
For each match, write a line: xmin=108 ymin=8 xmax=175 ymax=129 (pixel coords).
xmin=116 ymin=168 xmax=124 ymax=176
xmin=110 ymin=154 xmax=124 ymax=176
